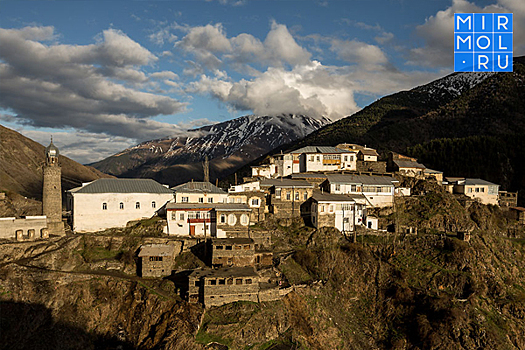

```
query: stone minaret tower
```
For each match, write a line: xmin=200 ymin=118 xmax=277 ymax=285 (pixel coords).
xmin=43 ymin=138 xmax=64 ymax=236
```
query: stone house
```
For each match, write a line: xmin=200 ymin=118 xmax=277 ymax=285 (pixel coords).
xmin=172 ymin=181 xmax=228 ymax=204
xmin=450 ymin=178 xmax=500 ymax=205
xmin=166 ymin=203 xmax=251 ymax=237
xmin=322 ymin=174 xmax=397 ymax=208
xmin=227 ymin=183 xmax=267 ymax=222
xmin=188 ymin=267 xmax=260 ymax=307
xmin=210 ymin=237 xmax=273 ymax=269
xmin=265 ymin=179 xmax=315 ymax=218
xmin=210 ymin=238 xmax=255 ymax=267
xmin=67 ymin=178 xmax=173 ymax=233
xmin=0 ymin=216 xmax=49 ymax=241
xmin=303 ymin=192 xmax=366 ymax=233
xmin=139 ymin=244 xmax=176 ymax=278
xmin=357 ymin=148 xmax=379 ymax=162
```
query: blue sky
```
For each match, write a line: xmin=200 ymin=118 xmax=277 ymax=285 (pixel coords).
xmin=1 ymin=0 xmax=524 ymax=163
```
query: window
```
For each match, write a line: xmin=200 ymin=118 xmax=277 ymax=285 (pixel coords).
xmin=321 ymin=205 xmax=325 ymax=213
xmin=310 ymin=156 xmax=314 ymax=161
xmin=276 ymin=189 xmax=281 ymax=198
xmin=350 ymin=155 xmax=354 ymax=161
xmin=135 ymin=202 xmax=140 ymax=209
xmin=219 ymin=279 xmax=225 ymax=285
xmin=235 ymin=279 xmax=243 ymax=285
xmin=119 ymin=202 xmax=124 ymax=210
xmin=149 ymin=256 xmax=163 ymax=261
xmin=171 ymin=212 xmax=177 ymax=220
xmin=227 ymin=278 xmax=233 ymax=285
xmin=244 ymin=187 xmax=249 ymax=191
xmin=236 ymin=198 xmax=242 ymax=203
xmin=102 ymin=202 xmax=107 ymax=210
xmin=196 ymin=212 xmax=200 ymax=219
xmin=216 ymin=245 xmax=223 ymax=250
xmin=316 ymin=156 xmax=320 ymax=162
xmin=335 ymin=184 xmax=341 ymax=191
xmin=246 ymin=279 xmax=252 ymax=285
xmin=244 ymin=245 xmax=251 ymax=250
xmin=228 ymin=214 xmax=237 ymax=226
xmin=240 ymin=214 xmax=249 ymax=226
xmin=295 ymin=192 xmax=299 ymax=200
xmin=235 ymin=245 xmax=242 ymax=250
xmin=351 ymin=185 xmax=357 ymax=192
xmin=251 ymin=198 xmax=259 ymax=206
xmin=198 ymin=197 xmax=204 ymax=203
xmin=151 ymin=201 xmax=156 ymax=208
xmin=208 ymin=198 xmax=213 ymax=203
xmin=344 ymin=156 xmax=348 ymax=162
xmin=226 ymin=245 xmax=233 ymax=250
xmin=194 ymin=281 xmax=200 ymax=287
xmin=220 ymin=214 xmax=226 ymax=223
xmin=182 ymin=196 xmax=189 ymax=202
xmin=229 ymin=197 xmax=235 ymax=203
xmin=329 ymin=205 xmax=333 ymax=213
xmin=304 ymin=193 xmax=308 ymax=200
xmin=179 ymin=213 xmax=185 ymax=221
xmin=209 ymin=279 xmax=217 ymax=286
xmin=481 ymin=187 xmax=485 ymax=192
xmin=286 ymin=193 xmax=291 ymax=200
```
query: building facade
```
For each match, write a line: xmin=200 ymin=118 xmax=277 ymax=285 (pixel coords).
xmin=67 ymin=179 xmax=173 ymax=232
xmin=323 ymin=174 xmax=397 ymax=208
xmin=139 ymin=244 xmax=176 ymax=278
xmin=305 ymin=192 xmax=366 ymax=233
xmin=172 ymin=181 xmax=228 ymax=204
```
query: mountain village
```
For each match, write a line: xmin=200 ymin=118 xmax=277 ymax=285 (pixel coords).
xmin=1 ymin=139 xmax=523 ymax=310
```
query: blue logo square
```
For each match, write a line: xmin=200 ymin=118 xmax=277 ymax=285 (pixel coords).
xmin=455 ymin=33 xmax=473 ymax=51
xmin=454 ymin=13 xmax=512 ymax=72
xmin=494 ymin=33 xmax=512 ymax=52
xmin=474 ymin=13 xmax=492 ymax=32
xmin=455 ymin=53 xmax=474 ymax=72
xmin=455 ymin=13 xmax=473 ymax=32
xmin=494 ymin=14 xmax=512 ymax=33
xmin=474 ymin=33 xmax=493 ymax=52
xmin=494 ymin=53 xmax=512 ymax=72
xmin=474 ymin=53 xmax=493 ymax=72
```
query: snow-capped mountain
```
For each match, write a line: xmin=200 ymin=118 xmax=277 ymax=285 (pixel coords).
xmin=90 ymin=114 xmax=331 ymax=185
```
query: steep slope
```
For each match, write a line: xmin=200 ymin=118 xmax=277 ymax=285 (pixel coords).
xmin=0 ymin=124 xmax=111 ymax=202
xmin=91 ymin=114 xmax=330 ymax=187
xmin=280 ymin=57 xmax=525 ymax=204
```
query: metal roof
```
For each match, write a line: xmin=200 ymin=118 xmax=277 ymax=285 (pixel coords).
xmin=394 ymin=159 xmax=426 ymax=169
xmin=171 ymin=181 xmax=226 ymax=194
xmin=359 ymin=148 xmax=379 ymax=156
xmin=290 ymin=146 xmax=347 ymax=154
xmin=260 ymin=178 xmax=314 ymax=188
xmin=325 ymin=174 xmax=397 ymax=186
xmin=291 ymin=173 xmax=328 ymax=179
xmin=463 ymin=178 xmax=499 ymax=186
xmin=138 ymin=244 xmax=176 ymax=257
xmin=166 ymin=203 xmax=250 ymax=211
xmin=70 ymin=178 xmax=173 ymax=194
xmin=311 ymin=192 xmax=358 ymax=202
xmin=424 ymin=168 xmax=443 ymax=174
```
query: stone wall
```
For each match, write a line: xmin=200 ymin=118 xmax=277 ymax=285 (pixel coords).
xmin=0 ymin=216 xmax=48 ymax=241
xmin=141 ymin=255 xmax=175 ymax=278
xmin=212 ymin=244 xmax=255 ymax=267
xmin=43 ymin=166 xmax=64 ymax=235
xmin=356 ymin=160 xmax=387 ymax=173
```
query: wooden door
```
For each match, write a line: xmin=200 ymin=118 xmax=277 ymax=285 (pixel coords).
xmin=190 ymin=225 xmax=195 ymax=236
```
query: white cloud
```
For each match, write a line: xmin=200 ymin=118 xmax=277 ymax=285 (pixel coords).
xmin=410 ymin=0 xmax=525 ymax=67
xmin=330 ymin=39 xmax=388 ymax=67
xmin=0 ymin=26 xmax=187 ymax=141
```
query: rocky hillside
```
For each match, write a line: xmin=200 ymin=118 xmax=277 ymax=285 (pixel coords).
xmin=246 ymin=57 xmax=524 ymax=205
xmin=90 ymin=114 xmax=331 ymax=187
xmin=0 ymin=125 xmax=111 ymax=215
xmin=0 ymin=183 xmax=524 ymax=349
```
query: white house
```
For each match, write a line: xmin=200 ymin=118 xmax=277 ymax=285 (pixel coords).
xmin=307 ymin=192 xmax=366 ymax=233
xmin=291 ymin=146 xmax=357 ymax=173
xmin=323 ymin=174 xmax=398 ymax=208
xmin=172 ymin=181 xmax=228 ymax=204
xmin=448 ymin=178 xmax=500 ymax=205
xmin=67 ymin=178 xmax=174 ymax=233
xmin=165 ymin=203 xmax=251 ymax=237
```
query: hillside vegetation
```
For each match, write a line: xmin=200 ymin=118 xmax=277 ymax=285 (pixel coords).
xmin=1 ymin=185 xmax=524 ymax=349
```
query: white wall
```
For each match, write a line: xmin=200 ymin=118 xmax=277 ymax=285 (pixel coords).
xmin=330 ymin=183 xmax=394 ymax=208
xmin=71 ymin=192 xmax=173 ymax=232
xmin=175 ymin=192 xmax=228 ymax=204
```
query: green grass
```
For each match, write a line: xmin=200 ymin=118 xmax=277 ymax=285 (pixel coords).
xmin=279 ymin=257 xmax=312 ymax=285
xmin=81 ymin=247 xmax=120 ymax=262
